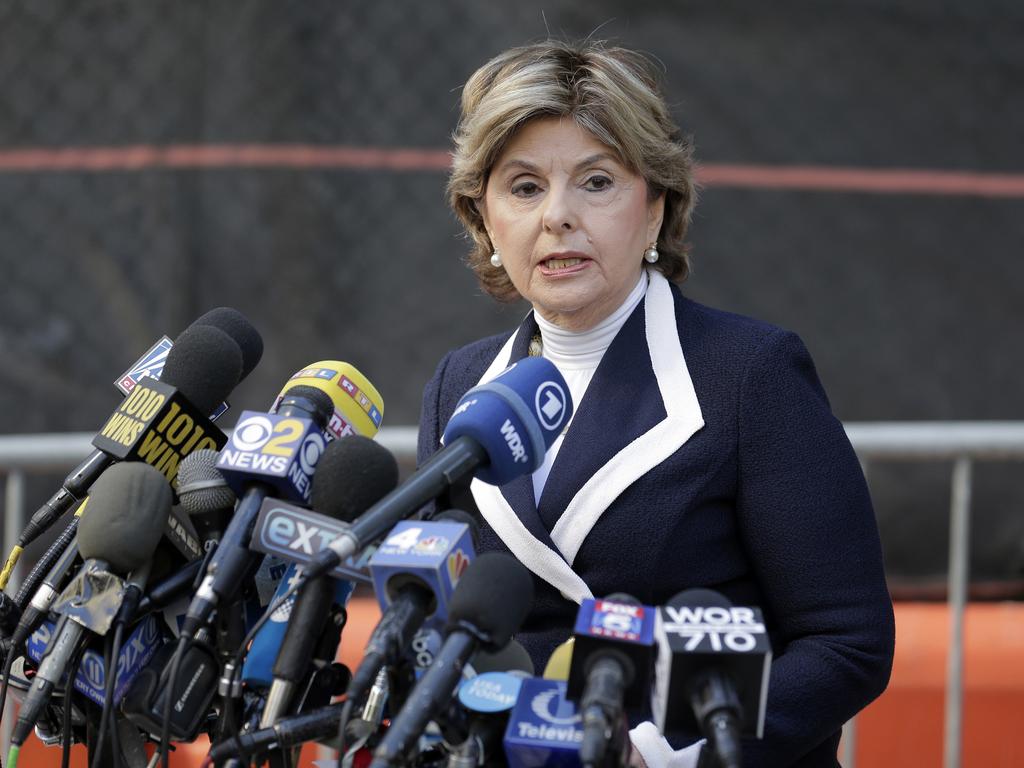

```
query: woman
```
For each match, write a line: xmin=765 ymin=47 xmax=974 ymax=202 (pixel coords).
xmin=418 ymin=40 xmax=894 ymax=767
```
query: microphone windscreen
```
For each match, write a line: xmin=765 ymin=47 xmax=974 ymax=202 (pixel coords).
xmin=448 ymin=552 xmax=533 ymax=650
xmin=189 ymin=307 xmax=263 ymax=380
xmin=276 ymin=385 xmax=336 ymax=429
xmin=543 ymin=638 xmax=574 ymax=681
xmin=310 ymin=435 xmax=399 ymax=522
xmin=78 ymin=463 xmax=173 ymax=571
xmin=443 ymin=357 xmax=572 ymax=485
xmin=177 ymin=449 xmax=236 ymax=515
xmin=162 ymin=324 xmax=242 ymax=415
xmin=434 ymin=509 xmax=481 ymax=549
xmin=471 ymin=639 xmax=534 ymax=676
xmin=278 ymin=361 xmax=384 ymax=439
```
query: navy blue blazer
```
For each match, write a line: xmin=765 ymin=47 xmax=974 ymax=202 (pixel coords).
xmin=418 ymin=272 xmax=894 ymax=767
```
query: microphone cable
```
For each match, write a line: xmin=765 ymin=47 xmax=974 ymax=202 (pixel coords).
xmin=203 ymin=573 xmax=310 ymax=767
xmin=59 ymin=641 xmax=87 ymax=768
xmin=92 ymin=621 xmax=127 ymax=768
xmin=12 ymin=508 xmax=82 ymax=610
xmin=335 ymin=696 xmax=357 ymax=768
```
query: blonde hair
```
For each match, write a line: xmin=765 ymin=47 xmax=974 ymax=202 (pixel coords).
xmin=448 ymin=39 xmax=697 ymax=301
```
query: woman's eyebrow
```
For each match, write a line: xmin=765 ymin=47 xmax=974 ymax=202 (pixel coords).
xmin=573 ymin=153 xmax=619 ymax=172
xmin=494 ymin=153 xmax=620 ymax=175
xmin=494 ymin=158 xmax=539 ymax=175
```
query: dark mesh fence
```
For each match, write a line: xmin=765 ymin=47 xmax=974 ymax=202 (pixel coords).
xmin=1 ymin=0 xmax=1023 ymax=589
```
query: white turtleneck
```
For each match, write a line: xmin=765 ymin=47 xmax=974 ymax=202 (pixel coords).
xmin=531 ymin=270 xmax=649 ymax=505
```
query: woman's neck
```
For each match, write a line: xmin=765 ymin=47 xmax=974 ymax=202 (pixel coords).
xmin=534 ymin=271 xmax=648 ymax=369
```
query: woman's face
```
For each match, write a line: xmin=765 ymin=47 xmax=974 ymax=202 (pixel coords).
xmin=479 ymin=117 xmax=664 ymax=331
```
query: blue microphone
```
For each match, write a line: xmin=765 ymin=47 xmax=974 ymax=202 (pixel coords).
xmin=181 ymin=382 xmax=336 ymax=638
xmin=368 ymin=518 xmax=476 ymax=632
xmin=345 ymin=514 xmax=479 ymax=706
xmin=447 ymin=663 xmax=531 ymax=767
xmin=303 ymin=357 xmax=573 ymax=579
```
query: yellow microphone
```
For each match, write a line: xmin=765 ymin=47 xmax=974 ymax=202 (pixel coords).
xmin=276 ymin=361 xmax=384 ymax=438
xmin=543 ymin=637 xmax=575 ymax=680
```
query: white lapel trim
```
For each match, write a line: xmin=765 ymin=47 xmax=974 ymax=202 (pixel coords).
xmin=469 ymin=324 xmax=595 ymax=603
xmin=470 ymin=478 xmax=594 ymax=603
xmin=549 ymin=270 xmax=705 ymax=565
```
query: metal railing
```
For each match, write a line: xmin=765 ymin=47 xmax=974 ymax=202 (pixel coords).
xmin=2 ymin=422 xmax=1024 ymax=768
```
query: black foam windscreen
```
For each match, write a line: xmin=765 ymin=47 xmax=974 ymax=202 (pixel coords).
xmin=162 ymin=324 xmax=242 ymax=415
xmin=277 ymin=385 xmax=335 ymax=429
xmin=434 ymin=508 xmax=481 ymax=549
xmin=177 ymin=448 xmax=236 ymax=516
xmin=310 ymin=434 xmax=399 ymax=523
xmin=447 ymin=552 xmax=534 ymax=650
xmin=77 ymin=463 xmax=173 ymax=572
xmin=190 ymin=306 xmax=263 ymax=380
xmin=471 ymin=638 xmax=534 ymax=676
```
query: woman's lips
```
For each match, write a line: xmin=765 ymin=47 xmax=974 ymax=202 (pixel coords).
xmin=539 ymin=254 xmax=589 ymax=275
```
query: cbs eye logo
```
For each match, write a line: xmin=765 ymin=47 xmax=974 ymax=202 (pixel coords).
xmin=232 ymin=416 xmax=275 ymax=450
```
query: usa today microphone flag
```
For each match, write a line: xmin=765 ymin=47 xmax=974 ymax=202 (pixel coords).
xmin=301 ymin=356 xmax=573 ymax=579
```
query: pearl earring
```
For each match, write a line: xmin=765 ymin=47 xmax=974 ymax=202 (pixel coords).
xmin=643 ymin=244 xmax=659 ymax=264
xmin=490 ymin=250 xmax=502 ymax=268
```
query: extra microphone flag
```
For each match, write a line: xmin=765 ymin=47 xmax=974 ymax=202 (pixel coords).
xmin=249 ymin=498 xmax=370 ymax=581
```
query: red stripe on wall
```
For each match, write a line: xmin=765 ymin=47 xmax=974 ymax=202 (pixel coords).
xmin=698 ymin=163 xmax=1024 ymax=198
xmin=0 ymin=144 xmax=1023 ymax=197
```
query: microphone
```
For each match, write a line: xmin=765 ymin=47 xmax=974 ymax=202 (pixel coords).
xmin=181 ymin=368 xmax=351 ymax=638
xmin=206 ymin=701 xmax=347 ymax=763
xmin=566 ymin=595 xmax=658 ymax=768
xmin=445 ymin=641 xmax=534 ymax=767
xmin=24 ymin=613 xmax=164 ymax=709
xmin=114 ymin=307 xmax=264 ymax=401
xmin=177 ymin=447 xmax=237 ymax=544
xmin=271 ymin=360 xmax=385 ymax=440
xmin=304 ymin=356 xmax=573 ymax=579
xmin=369 ymin=552 xmax=534 ymax=768
xmin=252 ymin=435 xmax=399 ymax=726
xmin=4 ymin=530 xmax=84 ymax=659
xmin=346 ymin=512 xmax=480 ymax=707
xmin=10 ymin=462 xmax=173 ymax=747
xmin=189 ymin=306 xmax=264 ymax=381
xmin=653 ymin=589 xmax=772 ymax=768
xmin=543 ymin=638 xmax=575 ymax=680
xmin=7 ymin=320 xmax=244 ymax=573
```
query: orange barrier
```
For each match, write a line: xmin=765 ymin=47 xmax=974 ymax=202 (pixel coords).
xmin=855 ymin=602 xmax=1024 ymax=767
xmin=16 ymin=600 xmax=1024 ymax=766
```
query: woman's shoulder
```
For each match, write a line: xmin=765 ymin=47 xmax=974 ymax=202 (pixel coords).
xmin=425 ymin=328 xmax=519 ymax=399
xmin=672 ymin=287 xmax=803 ymax=362
xmin=436 ymin=329 xmax=516 ymax=376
